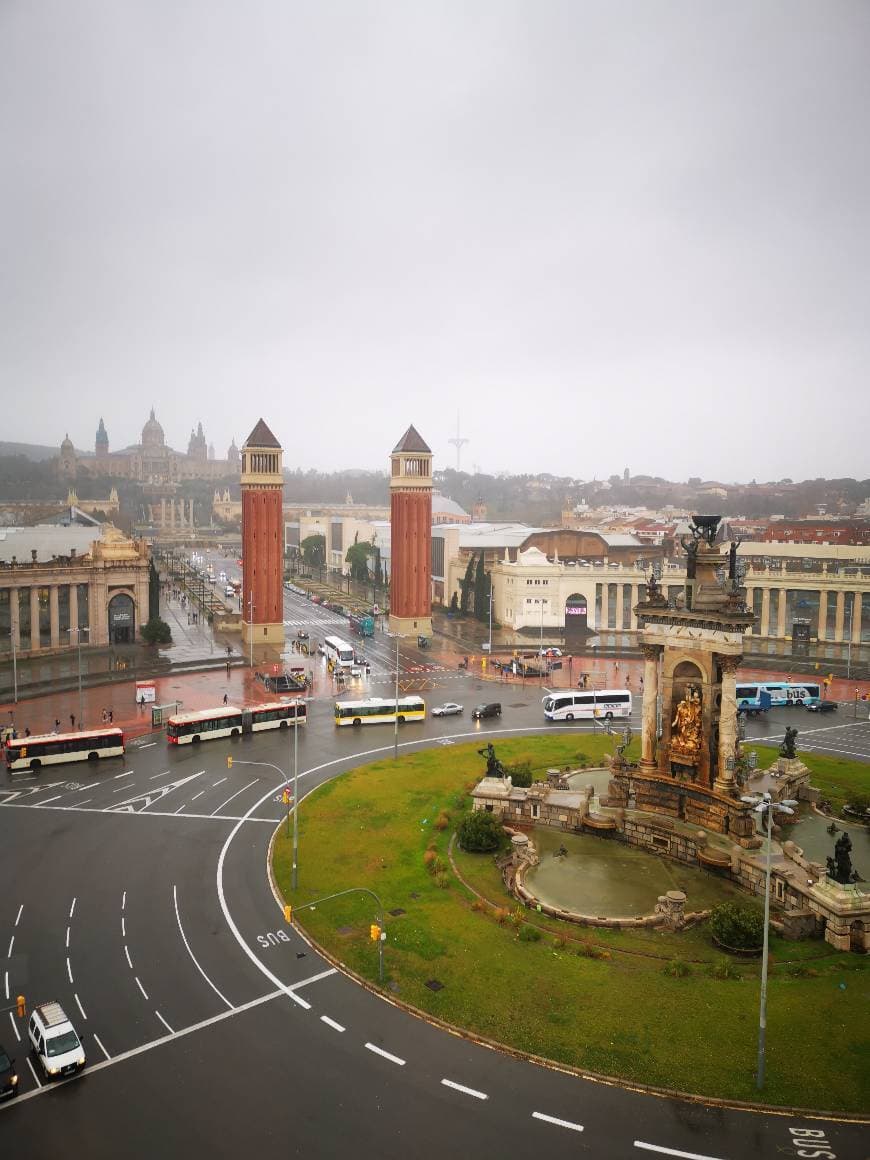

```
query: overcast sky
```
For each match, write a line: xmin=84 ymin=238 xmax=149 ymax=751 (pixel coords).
xmin=2 ymin=1 xmax=868 ymax=483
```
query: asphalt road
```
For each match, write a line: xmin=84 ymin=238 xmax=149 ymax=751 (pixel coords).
xmin=1 ymin=603 xmax=867 ymax=1156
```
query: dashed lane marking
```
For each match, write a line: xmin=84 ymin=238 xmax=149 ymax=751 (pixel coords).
xmin=155 ymin=1010 xmax=173 ymax=1034
xmin=15 ymin=904 xmax=23 ymax=926
xmin=365 ymin=1043 xmax=405 ymax=1066
xmin=8 ymin=1011 xmax=20 ymax=1041
xmin=26 ymin=1058 xmax=42 ymax=1089
xmin=6 ymin=936 xmax=14 ymax=958
xmin=74 ymin=993 xmax=87 ymax=1021
xmin=124 ymin=946 xmax=133 ymax=969
xmin=172 ymin=885 xmax=234 ymax=1011
xmin=441 ymin=1078 xmax=488 ymax=1100
xmin=532 ymin=1111 xmax=584 ymax=1132
xmin=135 ymin=977 xmax=149 ymax=1000
xmin=634 ymin=1143 xmax=726 ymax=1159
xmin=114 ymin=771 xmax=134 ymax=779
xmin=211 ymin=778 xmax=259 ymax=816
xmin=93 ymin=1034 xmax=111 ymax=1061
xmin=320 ymin=1015 xmax=345 ymax=1033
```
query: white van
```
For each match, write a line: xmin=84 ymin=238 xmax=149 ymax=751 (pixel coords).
xmin=28 ymin=1002 xmax=86 ymax=1079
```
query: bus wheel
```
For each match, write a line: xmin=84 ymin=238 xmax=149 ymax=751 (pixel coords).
xmin=230 ymin=729 xmax=239 ymax=738
xmin=604 ymin=711 xmax=613 ymax=720
xmin=279 ymin=720 xmax=288 ymax=728
xmin=30 ymin=758 xmax=41 ymax=772
xmin=565 ymin=713 xmax=574 ymax=721
xmin=352 ymin=718 xmax=362 ymax=727
xmin=192 ymin=735 xmax=201 ymax=744
xmin=87 ymin=751 xmax=99 ymax=761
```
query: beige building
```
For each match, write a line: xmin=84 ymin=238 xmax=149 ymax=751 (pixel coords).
xmin=0 ymin=524 xmax=151 ymax=658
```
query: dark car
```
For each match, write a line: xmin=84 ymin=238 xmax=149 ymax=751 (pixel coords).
xmin=806 ymin=700 xmax=837 ymax=713
xmin=471 ymin=702 xmax=502 ymax=720
xmin=0 ymin=1044 xmax=18 ymax=1099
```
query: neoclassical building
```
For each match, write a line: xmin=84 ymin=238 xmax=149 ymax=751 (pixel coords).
xmin=57 ymin=411 xmax=241 ymax=484
xmin=0 ymin=522 xmax=151 ymax=658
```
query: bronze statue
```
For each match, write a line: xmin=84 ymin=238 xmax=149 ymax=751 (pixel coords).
xmin=826 ymin=831 xmax=856 ymax=885
xmin=728 ymin=539 xmax=742 ymax=580
xmin=478 ymin=742 xmax=504 ymax=778
xmin=779 ymin=726 xmax=798 ymax=760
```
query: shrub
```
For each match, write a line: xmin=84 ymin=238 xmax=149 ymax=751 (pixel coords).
xmin=457 ymin=810 xmax=505 ymax=853
xmin=423 ymin=850 xmax=437 ymax=871
xmin=552 ymin=936 xmax=567 ymax=952
xmin=493 ymin=907 xmax=509 ymax=925
xmin=470 ymin=898 xmax=485 ymax=912
xmin=662 ymin=958 xmax=691 ymax=978
xmin=434 ymin=870 xmax=449 ymax=889
xmin=577 ymin=939 xmax=611 ymax=960
xmin=519 ymin=924 xmax=542 ymax=942
xmin=709 ymin=901 xmax=764 ymax=950
xmin=509 ymin=906 xmax=525 ymax=930
xmin=505 ymin=761 xmax=533 ymax=788
xmin=709 ymin=958 xmax=742 ymax=981
xmin=847 ymin=791 xmax=870 ymax=816
xmin=141 ymin=617 xmax=172 ymax=645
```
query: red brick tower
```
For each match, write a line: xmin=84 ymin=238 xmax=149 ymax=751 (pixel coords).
xmin=241 ymin=419 xmax=284 ymax=650
xmin=389 ymin=425 xmax=433 ymax=637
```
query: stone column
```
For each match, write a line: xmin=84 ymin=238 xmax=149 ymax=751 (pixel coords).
xmin=760 ymin=588 xmax=770 ymax=636
xmin=160 ymin=497 xmax=166 ymax=528
xmin=834 ymin=590 xmax=845 ymax=642
xmin=69 ymin=583 xmax=78 ymax=635
xmin=640 ymin=644 xmax=660 ymax=771
xmin=30 ymin=587 xmax=40 ymax=651
xmin=715 ymin=655 xmax=741 ymax=795
xmin=615 ymin=584 xmax=624 ymax=632
xmin=817 ymin=590 xmax=827 ymax=640
xmin=629 ymin=583 xmax=639 ymax=630
xmin=852 ymin=593 xmax=862 ymax=644
xmin=189 ymin=498 xmax=195 ymax=528
xmin=49 ymin=585 xmax=60 ymax=648
xmin=776 ymin=588 xmax=787 ymax=638
xmin=599 ymin=584 xmax=609 ymax=633
xmin=9 ymin=589 xmax=20 ymax=652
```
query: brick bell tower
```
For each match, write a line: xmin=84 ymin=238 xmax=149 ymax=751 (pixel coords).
xmin=389 ymin=425 xmax=433 ymax=638
xmin=241 ymin=419 xmax=284 ymax=650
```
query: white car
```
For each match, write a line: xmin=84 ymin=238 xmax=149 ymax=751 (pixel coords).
xmin=28 ymin=1002 xmax=85 ymax=1080
xmin=432 ymin=702 xmax=463 ymax=717
xmin=538 ymin=647 xmax=563 ymax=657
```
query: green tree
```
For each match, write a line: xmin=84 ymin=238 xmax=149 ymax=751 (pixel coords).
xmin=457 ymin=810 xmax=505 ymax=853
xmin=459 ymin=555 xmax=475 ymax=615
xmin=346 ymin=537 xmax=374 ymax=583
xmin=709 ymin=902 xmax=764 ymax=950
xmin=473 ymin=553 xmax=491 ymax=621
xmin=373 ymin=547 xmax=383 ymax=588
xmin=141 ymin=617 xmax=172 ymax=645
xmin=300 ymin=534 xmax=326 ymax=566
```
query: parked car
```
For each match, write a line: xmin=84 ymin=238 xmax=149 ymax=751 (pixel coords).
xmin=538 ymin=647 xmax=563 ymax=657
xmin=806 ymin=700 xmax=837 ymax=713
xmin=0 ymin=1044 xmax=18 ymax=1099
xmin=471 ymin=702 xmax=502 ymax=720
xmin=432 ymin=702 xmax=463 ymax=717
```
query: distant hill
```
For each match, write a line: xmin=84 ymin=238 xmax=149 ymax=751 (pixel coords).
xmin=0 ymin=441 xmax=67 ymax=462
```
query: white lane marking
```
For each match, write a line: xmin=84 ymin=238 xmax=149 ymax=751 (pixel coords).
xmin=74 ymin=993 xmax=87 ymax=1021
xmin=114 ymin=771 xmax=134 ymax=779
xmin=365 ymin=1043 xmax=405 ymax=1066
xmin=137 ymin=743 xmax=156 ymax=749
xmin=69 ymin=798 xmax=92 ymax=806
xmin=212 ymin=777 xmax=227 ymax=788
xmin=38 ymin=795 xmax=63 ymax=805
xmin=3 ymin=971 xmax=7 ymax=999
xmin=135 ymin=977 xmax=149 ymax=1000
xmin=122 ymin=891 xmax=126 ymax=911
xmin=532 ymin=1111 xmax=584 ymax=1132
xmin=15 ymin=904 xmax=23 ymax=926
xmin=190 ymin=790 xmax=205 ymax=802
xmin=5 ymin=801 xmax=279 ymax=824
xmin=320 ymin=1015 xmax=345 ymax=1033
xmin=212 ymin=778 xmax=259 ymax=815
xmin=441 ymin=1078 xmax=488 ymax=1100
xmin=6 ymin=935 xmax=14 ymax=958
xmin=149 ymin=770 xmax=173 ymax=780
xmin=174 ymin=805 xmax=186 ymax=815
xmin=155 ymin=1010 xmax=173 ymax=1034
xmin=69 ymin=897 xmax=76 ymax=919
xmin=121 ymin=917 xmax=126 ymax=938
xmin=66 ymin=926 xmax=70 ymax=948
xmin=112 ymin=783 xmax=137 ymax=793
xmin=172 ymin=885 xmax=233 ymax=1010
xmin=289 ymin=968 xmax=336 ymax=992
xmin=8 ymin=1011 xmax=20 ymax=1041
xmin=66 ymin=957 xmax=73 ymax=984
xmin=109 ymin=771 xmax=203 ymax=813
xmin=634 ymin=1144 xmax=725 ymax=1160
xmin=1 ymin=988 xmax=282 ymax=1112
xmin=124 ymin=945 xmax=133 ymax=969
xmin=26 ymin=1058 xmax=42 ymax=1088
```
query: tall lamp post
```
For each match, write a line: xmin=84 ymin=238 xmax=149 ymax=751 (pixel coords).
xmin=740 ymin=790 xmax=798 ymax=1090
xmin=67 ymin=626 xmax=89 ymax=730
xmin=487 ymin=584 xmax=493 ymax=654
xmin=393 ymin=635 xmax=400 ymax=761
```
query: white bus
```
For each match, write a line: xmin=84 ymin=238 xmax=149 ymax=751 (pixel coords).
xmin=167 ymin=701 xmax=307 ymax=744
xmin=323 ymin=635 xmax=355 ymax=669
xmin=334 ymin=696 xmax=426 ymax=727
xmin=543 ymin=689 xmax=633 ymax=722
xmin=5 ymin=727 xmax=125 ymax=772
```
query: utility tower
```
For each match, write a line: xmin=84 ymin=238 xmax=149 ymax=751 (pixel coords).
xmin=447 ymin=412 xmax=469 ymax=472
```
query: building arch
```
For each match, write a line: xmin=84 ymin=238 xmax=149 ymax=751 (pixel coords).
xmin=564 ymin=592 xmax=590 ymax=641
xmin=107 ymin=591 xmax=136 ymax=645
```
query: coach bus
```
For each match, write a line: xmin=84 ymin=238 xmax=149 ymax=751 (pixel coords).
xmin=334 ymin=696 xmax=426 ymax=727
xmin=324 ymin=635 xmax=355 ymax=669
xmin=542 ymin=689 xmax=633 ymax=722
xmin=735 ymin=681 xmax=821 ymax=713
xmin=167 ymin=701 xmax=307 ymax=744
xmin=5 ymin=727 xmax=125 ymax=772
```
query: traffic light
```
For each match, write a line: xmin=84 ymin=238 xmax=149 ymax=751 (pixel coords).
xmin=284 ymin=905 xmax=293 ymax=924
xmin=16 ymin=995 xmax=25 ymax=1018
xmin=226 ymin=755 xmax=233 ymax=768
xmin=369 ymin=923 xmax=381 ymax=942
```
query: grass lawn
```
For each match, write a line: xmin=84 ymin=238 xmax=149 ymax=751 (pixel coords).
xmin=750 ymin=744 xmax=870 ymax=817
xmin=274 ymin=735 xmax=869 ymax=1113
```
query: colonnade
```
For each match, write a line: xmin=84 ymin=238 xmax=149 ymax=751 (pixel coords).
xmin=748 ymin=585 xmax=864 ymax=643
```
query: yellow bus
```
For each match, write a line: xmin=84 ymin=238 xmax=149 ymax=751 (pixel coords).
xmin=334 ymin=696 xmax=426 ymax=727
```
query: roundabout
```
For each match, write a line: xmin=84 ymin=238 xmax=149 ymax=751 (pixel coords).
xmin=0 ymin=687 xmax=867 ymax=1159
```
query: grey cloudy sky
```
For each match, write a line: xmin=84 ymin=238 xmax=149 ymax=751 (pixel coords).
xmin=2 ymin=1 xmax=868 ymax=482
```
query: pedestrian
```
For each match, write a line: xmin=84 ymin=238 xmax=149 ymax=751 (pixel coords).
xmin=54 ymin=718 xmax=60 ymax=732
xmin=108 ymin=709 xmax=113 ymax=724
xmin=640 ymin=675 xmax=644 ymax=690
xmin=223 ymin=693 xmax=228 ymax=706
xmin=101 ymin=708 xmax=108 ymax=723
xmin=614 ymin=660 xmax=620 ymax=672
xmin=24 ymin=726 xmax=31 ymax=737
xmin=70 ymin=713 xmax=75 ymax=730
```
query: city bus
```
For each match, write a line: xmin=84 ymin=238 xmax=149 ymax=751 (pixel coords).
xmin=349 ymin=614 xmax=374 ymax=638
xmin=323 ymin=635 xmax=355 ymax=669
xmin=4 ymin=727 xmax=125 ymax=772
xmin=542 ymin=690 xmax=633 ymax=722
xmin=735 ymin=681 xmax=822 ymax=713
xmin=334 ymin=696 xmax=426 ymax=727
xmin=167 ymin=701 xmax=307 ymax=744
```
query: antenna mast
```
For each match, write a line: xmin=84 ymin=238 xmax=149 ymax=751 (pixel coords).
xmin=447 ymin=412 xmax=470 ymax=471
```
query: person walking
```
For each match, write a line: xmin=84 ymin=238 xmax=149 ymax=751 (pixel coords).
xmin=223 ymin=693 xmax=229 ymax=706
xmin=54 ymin=718 xmax=60 ymax=733
xmin=70 ymin=713 xmax=76 ymax=731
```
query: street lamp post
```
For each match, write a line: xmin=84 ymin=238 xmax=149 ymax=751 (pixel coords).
xmin=68 ymin=626 xmax=89 ymax=730
xmin=247 ymin=593 xmax=255 ymax=668
xmin=393 ymin=635 xmax=400 ymax=761
xmin=11 ymin=624 xmax=18 ymax=705
xmin=487 ymin=584 xmax=493 ymax=654
xmin=292 ymin=700 xmax=300 ymax=890
xmin=740 ymin=790 xmax=798 ymax=1090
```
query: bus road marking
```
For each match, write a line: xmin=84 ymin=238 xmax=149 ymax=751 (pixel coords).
xmin=532 ymin=1111 xmax=584 ymax=1132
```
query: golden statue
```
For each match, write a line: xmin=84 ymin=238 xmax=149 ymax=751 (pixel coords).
xmin=671 ymin=686 xmax=702 ymax=754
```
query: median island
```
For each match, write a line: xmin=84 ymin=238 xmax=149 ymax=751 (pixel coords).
xmin=271 ymin=735 xmax=868 ymax=1114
